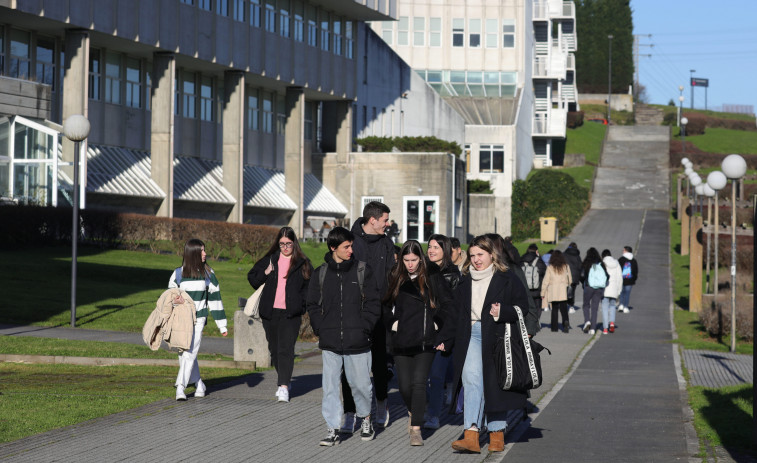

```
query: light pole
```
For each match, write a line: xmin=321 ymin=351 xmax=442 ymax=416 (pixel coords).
xmin=62 ymin=115 xmax=91 ymax=328
xmin=680 ymin=117 xmax=688 ymax=154
xmin=707 ymin=171 xmax=727 ymax=299
xmin=678 ymin=95 xmax=684 ymax=127
xmin=689 ymin=172 xmax=701 ymax=215
xmin=703 ymin=184 xmax=715 ymax=293
xmin=607 ymin=34 xmax=614 ymax=124
xmin=689 ymin=69 xmax=696 ymax=109
xmin=721 ymin=154 xmax=747 ymax=352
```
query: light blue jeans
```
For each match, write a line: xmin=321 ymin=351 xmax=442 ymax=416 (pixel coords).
xmin=462 ymin=322 xmax=507 ymax=432
xmin=426 ymin=350 xmax=451 ymax=419
xmin=321 ymin=350 xmax=372 ymax=430
xmin=619 ymin=285 xmax=633 ymax=308
xmin=601 ymin=297 xmax=617 ymax=330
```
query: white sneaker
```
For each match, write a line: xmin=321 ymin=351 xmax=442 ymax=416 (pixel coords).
xmin=375 ymin=400 xmax=389 ymax=428
xmin=176 ymin=385 xmax=187 ymax=401
xmin=623 ymin=307 xmax=630 ymax=313
xmin=582 ymin=321 xmax=591 ymax=333
xmin=617 ymin=304 xmax=625 ymax=313
xmin=195 ymin=379 xmax=206 ymax=398
xmin=340 ymin=412 xmax=356 ymax=434
xmin=275 ymin=386 xmax=283 ymax=399
xmin=568 ymin=307 xmax=576 ymax=314
xmin=588 ymin=329 xmax=596 ymax=335
xmin=277 ymin=386 xmax=289 ymax=403
xmin=423 ymin=416 xmax=440 ymax=430
xmin=542 ymin=307 xmax=549 ymax=311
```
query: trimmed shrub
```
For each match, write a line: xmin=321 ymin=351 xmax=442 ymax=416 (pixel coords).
xmin=704 ymin=116 xmax=757 ymax=132
xmin=355 ymin=136 xmax=394 ymax=152
xmin=662 ymin=112 xmax=677 ymax=126
xmin=699 ymin=292 xmax=754 ymax=342
xmin=356 ymin=135 xmax=462 ymax=155
xmin=681 ymin=112 xmax=706 ymax=136
xmin=468 ymin=179 xmax=493 ymax=194
xmin=567 ymin=111 xmax=584 ymax=129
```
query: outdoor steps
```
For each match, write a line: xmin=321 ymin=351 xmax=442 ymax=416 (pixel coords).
xmin=635 ymin=103 xmax=665 ymax=125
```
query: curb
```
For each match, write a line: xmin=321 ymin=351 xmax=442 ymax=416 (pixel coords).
xmin=0 ymin=354 xmax=255 ymax=370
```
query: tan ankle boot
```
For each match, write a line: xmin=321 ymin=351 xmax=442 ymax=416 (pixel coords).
xmin=410 ymin=428 xmax=424 ymax=446
xmin=451 ymin=428 xmax=480 ymax=453
xmin=488 ymin=430 xmax=504 ymax=452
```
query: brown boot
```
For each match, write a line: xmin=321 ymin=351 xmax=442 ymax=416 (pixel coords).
xmin=488 ymin=430 xmax=505 ymax=452
xmin=451 ymin=429 xmax=480 ymax=453
xmin=409 ymin=428 xmax=424 ymax=446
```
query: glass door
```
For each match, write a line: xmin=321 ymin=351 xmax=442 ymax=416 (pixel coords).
xmin=402 ymin=196 xmax=439 ymax=242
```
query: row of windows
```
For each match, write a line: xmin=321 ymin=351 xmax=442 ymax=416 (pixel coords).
xmin=245 ymin=92 xmax=314 ymax=139
xmin=0 ymin=26 xmax=57 ymax=90
xmin=180 ymin=0 xmax=354 ymax=58
xmin=463 ymin=144 xmax=506 ymax=174
xmin=416 ymin=70 xmax=518 ymax=98
xmin=381 ymin=17 xmax=515 ymax=49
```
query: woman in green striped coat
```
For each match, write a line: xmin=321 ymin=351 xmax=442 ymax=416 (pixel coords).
xmin=168 ymin=238 xmax=228 ymax=400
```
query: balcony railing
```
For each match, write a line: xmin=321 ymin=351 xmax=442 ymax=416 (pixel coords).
xmin=533 ymin=0 xmax=576 ymax=21
xmin=532 ymin=107 xmax=567 ymax=137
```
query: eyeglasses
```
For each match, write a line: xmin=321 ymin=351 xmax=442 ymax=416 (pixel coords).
xmin=279 ymin=242 xmax=294 ymax=249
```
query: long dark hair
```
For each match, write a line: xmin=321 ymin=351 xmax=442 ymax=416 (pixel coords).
xmin=581 ymin=247 xmax=602 ymax=275
xmin=427 ymin=233 xmax=452 ymax=269
xmin=264 ymin=227 xmax=312 ymax=280
xmin=181 ymin=238 xmax=210 ymax=279
xmin=548 ymin=250 xmax=569 ymax=274
xmin=385 ymin=240 xmax=436 ymax=309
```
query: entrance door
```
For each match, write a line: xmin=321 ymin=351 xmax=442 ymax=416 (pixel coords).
xmin=403 ymin=196 xmax=439 ymax=243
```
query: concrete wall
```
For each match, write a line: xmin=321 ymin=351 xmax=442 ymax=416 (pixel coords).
xmin=468 ymin=193 xmax=511 ymax=239
xmin=0 ymin=76 xmax=51 ymax=120
xmin=580 ymin=93 xmax=634 ymax=112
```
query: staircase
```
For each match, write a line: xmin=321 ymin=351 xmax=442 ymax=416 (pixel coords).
xmin=635 ymin=104 xmax=665 ymax=126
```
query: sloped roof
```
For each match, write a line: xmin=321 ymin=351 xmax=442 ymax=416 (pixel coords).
xmin=243 ymin=165 xmax=347 ymax=215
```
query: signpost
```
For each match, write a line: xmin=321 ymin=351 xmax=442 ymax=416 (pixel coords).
xmin=691 ymin=77 xmax=710 ymax=110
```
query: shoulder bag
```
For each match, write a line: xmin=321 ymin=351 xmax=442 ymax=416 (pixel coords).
xmin=494 ymin=306 xmax=551 ymax=392
xmin=244 ymin=257 xmax=272 ymax=319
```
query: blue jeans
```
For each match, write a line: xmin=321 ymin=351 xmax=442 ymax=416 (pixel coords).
xmin=321 ymin=350 xmax=372 ymax=430
xmin=601 ymin=297 xmax=617 ymax=330
xmin=426 ymin=351 xmax=451 ymax=419
xmin=461 ymin=322 xmax=507 ymax=432
xmin=619 ymin=285 xmax=633 ymax=308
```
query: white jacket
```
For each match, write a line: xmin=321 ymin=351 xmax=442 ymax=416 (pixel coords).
xmin=603 ymin=256 xmax=623 ymax=299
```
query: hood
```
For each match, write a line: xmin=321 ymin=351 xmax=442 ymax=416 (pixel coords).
xmin=603 ymin=256 xmax=619 ymax=269
xmin=351 ymin=217 xmax=385 ymax=244
xmin=623 ymin=251 xmax=634 ymax=260
xmin=564 ymin=247 xmax=580 ymax=257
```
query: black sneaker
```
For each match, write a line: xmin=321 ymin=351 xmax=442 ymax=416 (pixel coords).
xmin=360 ymin=416 xmax=375 ymax=441
xmin=319 ymin=428 xmax=340 ymax=446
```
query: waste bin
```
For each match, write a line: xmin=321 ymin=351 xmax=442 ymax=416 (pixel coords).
xmin=540 ymin=217 xmax=558 ymax=244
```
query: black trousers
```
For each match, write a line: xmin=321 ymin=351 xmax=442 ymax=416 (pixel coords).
xmin=261 ymin=310 xmax=301 ymax=386
xmin=551 ymin=300 xmax=569 ymax=331
xmin=394 ymin=351 xmax=436 ymax=427
xmin=343 ymin=322 xmax=389 ymax=413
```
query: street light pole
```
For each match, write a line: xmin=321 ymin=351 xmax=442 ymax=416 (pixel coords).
xmin=707 ymin=171 xmax=727 ymax=300
xmin=681 ymin=117 xmax=688 ymax=154
xmin=689 ymin=69 xmax=696 ymax=109
xmin=678 ymin=87 xmax=684 ymax=128
xmin=607 ymin=35 xmax=614 ymax=124
xmin=721 ymin=154 xmax=747 ymax=352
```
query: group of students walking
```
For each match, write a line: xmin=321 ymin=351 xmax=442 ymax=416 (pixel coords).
xmin=163 ymin=202 xmax=638 ymax=452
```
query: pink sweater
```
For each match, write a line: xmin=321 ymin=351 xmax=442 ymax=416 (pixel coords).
xmin=273 ymin=254 xmax=291 ymax=309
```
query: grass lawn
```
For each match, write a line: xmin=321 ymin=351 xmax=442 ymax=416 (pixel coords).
xmin=653 ymin=104 xmax=757 ymax=122
xmin=685 ymin=127 xmax=757 ymax=155
xmin=0 ymin=362 xmax=252 ymax=443
xmin=688 ymin=384 xmax=755 ymax=457
xmin=579 ymin=103 xmax=634 ymax=126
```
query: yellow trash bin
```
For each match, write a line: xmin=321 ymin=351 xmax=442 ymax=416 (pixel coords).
xmin=540 ymin=217 xmax=558 ymax=244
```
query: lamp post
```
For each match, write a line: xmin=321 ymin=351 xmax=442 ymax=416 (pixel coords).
xmin=607 ymin=34 xmax=614 ymax=124
xmin=681 ymin=117 xmax=688 ymax=154
xmin=62 ymin=115 xmax=91 ymax=328
xmin=703 ymin=184 xmax=715 ymax=293
xmin=689 ymin=172 xmax=702 ymax=215
xmin=721 ymin=154 xmax=747 ymax=352
xmin=707 ymin=171 xmax=727 ymax=299
xmin=689 ymin=69 xmax=696 ymax=109
xmin=678 ymin=95 xmax=685 ymax=127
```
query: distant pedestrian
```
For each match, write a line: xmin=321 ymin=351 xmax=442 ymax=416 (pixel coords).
xmin=617 ymin=246 xmax=639 ymax=313
xmin=541 ymin=249 xmax=553 ymax=266
xmin=450 ymin=237 xmax=466 ymax=272
xmin=307 ymin=227 xmax=381 ymax=446
xmin=520 ymin=243 xmax=547 ymax=325
xmin=386 ymin=219 xmax=400 ymax=243
xmin=168 ymin=239 xmax=228 ymax=401
xmin=563 ymin=242 xmax=582 ymax=313
xmin=600 ymin=249 xmax=622 ymax=334
xmin=541 ymin=250 xmax=572 ymax=332
xmin=580 ymin=247 xmax=609 ymax=335
xmin=247 ymin=227 xmax=313 ymax=403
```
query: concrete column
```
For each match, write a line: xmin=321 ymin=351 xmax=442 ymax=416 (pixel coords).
xmin=150 ymin=53 xmax=176 ymax=218
xmin=62 ymin=30 xmax=90 ymax=186
xmin=681 ymin=197 xmax=690 ymax=256
xmin=335 ymin=101 xmax=353 ymax=164
xmin=222 ymin=71 xmax=245 ymax=223
xmin=284 ymin=87 xmax=305 ymax=236
xmin=689 ymin=216 xmax=703 ymax=312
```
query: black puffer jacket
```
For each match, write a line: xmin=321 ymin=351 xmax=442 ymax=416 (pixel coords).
xmin=564 ymin=246 xmax=582 ymax=286
xmin=350 ymin=218 xmax=396 ymax=294
xmin=306 ymin=253 xmax=381 ymax=355
xmin=247 ymin=251 xmax=312 ymax=320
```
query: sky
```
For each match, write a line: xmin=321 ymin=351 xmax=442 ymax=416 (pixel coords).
xmin=630 ymin=0 xmax=757 ymax=114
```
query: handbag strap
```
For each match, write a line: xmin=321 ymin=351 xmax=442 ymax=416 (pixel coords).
xmin=503 ymin=306 xmax=540 ymax=390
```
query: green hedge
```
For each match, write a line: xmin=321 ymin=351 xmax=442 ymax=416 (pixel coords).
xmin=357 ymin=136 xmax=462 ymax=155
xmin=511 ymin=169 xmax=590 ymax=240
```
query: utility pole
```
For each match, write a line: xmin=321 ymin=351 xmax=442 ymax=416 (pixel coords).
xmin=633 ymin=34 xmax=653 ymax=101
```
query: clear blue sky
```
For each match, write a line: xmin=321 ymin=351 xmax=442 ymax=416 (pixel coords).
xmin=630 ymin=0 xmax=757 ymax=114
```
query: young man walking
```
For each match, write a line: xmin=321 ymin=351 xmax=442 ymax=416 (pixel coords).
xmin=307 ymin=227 xmax=381 ymax=446
xmin=450 ymin=237 xmax=466 ymax=272
xmin=617 ymin=245 xmax=639 ymax=313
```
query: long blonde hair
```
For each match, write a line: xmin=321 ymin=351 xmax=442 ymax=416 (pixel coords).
xmin=462 ymin=235 xmax=509 ymax=275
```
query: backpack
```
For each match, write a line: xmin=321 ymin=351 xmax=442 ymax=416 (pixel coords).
xmin=521 ymin=260 xmax=540 ymax=290
xmin=622 ymin=261 xmax=633 ymax=280
xmin=318 ymin=261 xmax=366 ymax=306
xmin=588 ymin=263 xmax=607 ymax=289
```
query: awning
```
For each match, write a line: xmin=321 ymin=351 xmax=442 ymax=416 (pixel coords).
xmin=173 ymin=155 xmax=235 ymax=204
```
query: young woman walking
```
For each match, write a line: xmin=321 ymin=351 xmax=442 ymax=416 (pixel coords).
xmin=580 ymin=247 xmax=609 ymax=335
xmin=384 ymin=240 xmax=453 ymax=446
xmin=247 ymin=227 xmax=313 ymax=403
xmin=600 ymin=249 xmax=622 ymax=334
xmin=168 ymin=238 xmax=228 ymax=401
xmin=540 ymin=250 xmax=572 ymax=332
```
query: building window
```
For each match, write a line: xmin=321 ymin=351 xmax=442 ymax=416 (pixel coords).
xmin=104 ymin=51 xmax=121 ymax=104
xmin=502 ymin=19 xmax=515 ymax=48
xmin=264 ymin=2 xmax=276 ymax=32
xmin=479 ymin=144 xmax=504 ymax=173
xmin=413 ymin=17 xmax=425 ymax=46
xmin=279 ymin=4 xmax=290 ymax=37
xmin=381 ymin=21 xmax=393 ymax=45
xmin=345 ymin=21 xmax=353 ymax=59
xmin=36 ymin=38 xmax=55 ymax=89
xmin=9 ymin=29 xmax=31 ymax=79
xmin=174 ymin=76 xmax=180 ymax=115
xmin=304 ymin=101 xmax=313 ymax=140
xmin=430 ymin=17 xmax=441 ymax=47
xmin=486 ymin=19 xmax=498 ymax=48
xmin=276 ymin=95 xmax=286 ymax=135
xmin=294 ymin=12 xmax=304 ymax=42
xmin=333 ymin=19 xmax=342 ymax=56
xmin=145 ymin=67 xmax=151 ymax=111
xmin=217 ymin=0 xmax=229 ymax=16
xmin=262 ymin=92 xmax=273 ymax=133
xmin=464 ymin=144 xmax=471 ymax=173
xmin=250 ymin=0 xmax=261 ymax=27
xmin=247 ymin=90 xmax=259 ymax=130
xmin=320 ymin=14 xmax=330 ymax=51
xmin=182 ymin=71 xmax=196 ymax=118
xmin=89 ymin=49 xmax=101 ymax=100
xmin=452 ymin=18 xmax=464 ymax=47
xmin=200 ymin=76 xmax=213 ymax=121
xmin=233 ymin=0 xmax=245 ymax=20
xmin=469 ymin=19 xmax=481 ymax=48
xmin=180 ymin=0 xmax=194 ymax=4
xmin=306 ymin=5 xmax=317 ymax=46
xmin=199 ymin=0 xmax=212 ymax=11
xmin=125 ymin=57 xmax=141 ymax=108
xmin=397 ymin=16 xmax=409 ymax=46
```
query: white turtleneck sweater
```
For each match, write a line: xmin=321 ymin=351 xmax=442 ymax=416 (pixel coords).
xmin=469 ymin=264 xmax=495 ymax=325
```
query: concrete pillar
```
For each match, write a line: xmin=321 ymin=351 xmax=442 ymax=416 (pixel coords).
xmin=681 ymin=197 xmax=690 ymax=256
xmin=150 ymin=53 xmax=176 ymax=218
xmin=335 ymin=101 xmax=353 ymax=164
xmin=233 ymin=310 xmax=270 ymax=367
xmin=222 ymin=71 xmax=245 ymax=223
xmin=284 ymin=86 xmax=305 ymax=236
xmin=689 ymin=216 xmax=703 ymax=312
xmin=62 ymin=30 xmax=90 ymax=188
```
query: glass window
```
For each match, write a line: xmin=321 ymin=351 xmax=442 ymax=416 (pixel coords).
xmin=306 ymin=5 xmax=317 ymax=46
xmin=200 ymin=76 xmax=213 ymax=121
xmin=247 ymin=90 xmax=259 ymax=130
xmin=381 ymin=21 xmax=393 ymax=45
xmin=234 ymin=0 xmax=245 ymax=20
xmin=469 ymin=19 xmax=481 ymax=48
xmin=502 ymin=19 xmax=515 ymax=48
xmin=397 ymin=16 xmax=408 ymax=46
xmin=125 ymin=57 xmax=141 ymax=108
xmin=280 ymin=5 xmax=290 ymax=38
xmin=294 ymin=12 xmax=304 ymax=42
xmin=479 ymin=145 xmax=504 ymax=173
xmin=180 ymin=0 xmax=194 ymax=4
xmin=199 ymin=0 xmax=212 ymax=10
xmin=452 ymin=18 xmax=464 ymax=47
xmin=217 ymin=0 xmax=229 ymax=16
xmin=333 ymin=19 xmax=341 ymax=56
xmin=105 ymin=51 xmax=121 ymax=104
xmin=486 ymin=19 xmax=498 ymax=48
xmin=320 ymin=14 xmax=330 ymax=51
xmin=413 ymin=17 xmax=425 ymax=46
xmin=265 ymin=2 xmax=276 ymax=32
xmin=36 ymin=38 xmax=55 ymax=89
xmin=430 ymin=17 xmax=441 ymax=47
xmin=145 ymin=67 xmax=151 ymax=111
xmin=345 ymin=21 xmax=353 ymax=59
xmin=276 ymin=95 xmax=286 ymax=135
xmin=182 ymin=71 xmax=196 ymax=118
xmin=262 ymin=92 xmax=273 ymax=133
xmin=89 ymin=49 xmax=101 ymax=100
xmin=9 ymin=29 xmax=31 ymax=79
xmin=304 ymin=101 xmax=313 ymax=140
xmin=250 ymin=0 xmax=261 ymax=27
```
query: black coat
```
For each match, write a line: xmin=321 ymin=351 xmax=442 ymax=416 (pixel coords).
xmin=305 ymin=254 xmax=381 ymax=355
xmin=247 ymin=252 xmax=312 ymax=320
xmin=617 ymin=256 xmax=639 ymax=286
xmin=350 ymin=218 xmax=396 ymax=295
xmin=439 ymin=263 xmax=462 ymax=292
xmin=441 ymin=270 xmax=531 ymax=415
xmin=564 ymin=247 xmax=582 ymax=286
xmin=519 ymin=251 xmax=547 ymax=296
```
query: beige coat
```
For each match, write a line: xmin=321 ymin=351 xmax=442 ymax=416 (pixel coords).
xmin=142 ymin=288 xmax=197 ymax=351
xmin=540 ymin=265 xmax=572 ymax=307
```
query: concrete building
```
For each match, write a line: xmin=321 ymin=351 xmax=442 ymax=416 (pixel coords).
xmin=369 ymin=0 xmax=577 ymax=236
